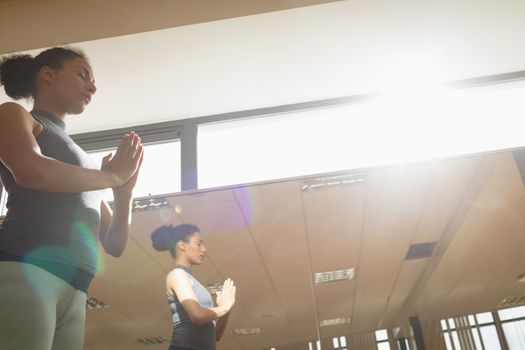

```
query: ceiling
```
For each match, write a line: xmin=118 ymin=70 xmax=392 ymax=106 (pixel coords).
xmin=84 ymin=149 xmax=525 ymax=349
xmin=2 ymin=0 xmax=525 ymax=134
xmin=0 ymin=0 xmax=341 ymax=55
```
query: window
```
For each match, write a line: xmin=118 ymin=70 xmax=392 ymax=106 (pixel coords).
xmin=0 ymin=186 xmax=6 ymax=217
xmin=397 ymin=338 xmax=410 ymax=350
xmin=308 ymin=340 xmax=321 ymax=350
xmin=198 ymin=79 xmax=525 ymax=189
xmin=333 ymin=336 xmax=347 ymax=349
xmin=88 ymin=140 xmax=181 ymax=200
xmin=441 ymin=312 xmax=502 ymax=350
xmin=375 ymin=329 xmax=390 ymax=350
xmin=498 ymin=306 xmax=525 ymax=350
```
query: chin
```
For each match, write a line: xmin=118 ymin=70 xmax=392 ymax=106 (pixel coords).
xmin=68 ymin=104 xmax=86 ymax=115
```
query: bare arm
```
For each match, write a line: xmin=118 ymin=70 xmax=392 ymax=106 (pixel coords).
xmin=168 ymin=269 xmax=231 ymax=326
xmin=0 ymin=102 xmax=138 ymax=192
xmin=98 ymin=147 xmax=144 ymax=257
xmin=214 ymin=278 xmax=236 ymax=341
xmin=215 ymin=311 xmax=231 ymax=341
xmin=99 ymin=196 xmax=131 ymax=257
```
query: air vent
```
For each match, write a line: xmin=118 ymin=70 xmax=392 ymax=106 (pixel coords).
xmin=205 ymin=282 xmax=223 ymax=294
xmin=136 ymin=336 xmax=168 ymax=345
xmin=232 ymin=328 xmax=261 ymax=336
xmin=86 ymin=297 xmax=108 ymax=310
xmin=301 ymin=173 xmax=367 ymax=192
xmin=320 ymin=317 xmax=351 ymax=327
xmin=499 ymin=296 xmax=525 ymax=307
xmin=405 ymin=242 xmax=437 ymax=260
xmin=314 ymin=268 xmax=355 ymax=284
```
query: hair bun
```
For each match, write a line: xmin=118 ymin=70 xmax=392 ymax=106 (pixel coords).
xmin=0 ymin=54 xmax=37 ymax=99
xmin=151 ymin=225 xmax=175 ymax=251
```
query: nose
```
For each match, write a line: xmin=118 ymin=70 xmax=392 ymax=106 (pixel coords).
xmin=87 ymin=81 xmax=97 ymax=95
xmin=202 ymin=245 xmax=207 ymax=253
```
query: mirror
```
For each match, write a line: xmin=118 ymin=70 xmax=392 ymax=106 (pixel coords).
xmin=85 ymin=148 xmax=525 ymax=349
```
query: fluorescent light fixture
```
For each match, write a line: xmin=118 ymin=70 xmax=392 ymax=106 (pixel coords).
xmin=301 ymin=173 xmax=367 ymax=192
xmin=131 ymin=198 xmax=170 ymax=212
xmin=86 ymin=297 xmax=108 ymax=310
xmin=232 ymin=328 xmax=261 ymax=336
xmin=518 ymin=273 xmax=525 ymax=283
xmin=499 ymin=296 xmax=525 ymax=307
xmin=136 ymin=336 xmax=168 ymax=345
xmin=320 ymin=317 xmax=351 ymax=327
xmin=205 ymin=282 xmax=223 ymax=294
xmin=314 ymin=268 xmax=355 ymax=284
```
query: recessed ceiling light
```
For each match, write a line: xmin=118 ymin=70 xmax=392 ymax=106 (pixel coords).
xmin=314 ymin=268 xmax=355 ymax=284
xmin=232 ymin=328 xmax=261 ymax=336
xmin=320 ymin=317 xmax=351 ymax=327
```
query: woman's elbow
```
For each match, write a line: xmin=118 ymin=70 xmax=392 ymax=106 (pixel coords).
xmin=188 ymin=313 xmax=210 ymax=326
xmin=103 ymin=243 xmax=125 ymax=257
xmin=189 ymin=316 xmax=206 ymax=326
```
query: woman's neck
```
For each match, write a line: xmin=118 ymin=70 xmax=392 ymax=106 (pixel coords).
xmin=33 ymin=100 xmax=66 ymax=120
xmin=174 ymin=257 xmax=192 ymax=270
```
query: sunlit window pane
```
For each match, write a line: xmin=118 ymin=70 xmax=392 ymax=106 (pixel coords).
xmin=451 ymin=331 xmax=461 ymax=349
xmin=441 ymin=320 xmax=448 ymax=331
xmin=479 ymin=325 xmax=502 ymax=350
xmin=340 ymin=336 xmax=347 ymax=347
xmin=198 ymin=80 xmax=525 ymax=189
xmin=375 ymin=329 xmax=388 ymax=341
xmin=333 ymin=337 xmax=339 ymax=348
xmin=0 ymin=188 xmax=6 ymax=216
xmin=499 ymin=306 xmax=525 ymax=321
xmin=468 ymin=315 xmax=477 ymax=326
xmin=472 ymin=329 xmax=483 ymax=350
xmin=448 ymin=319 xmax=456 ymax=330
xmin=502 ymin=319 xmax=525 ymax=350
xmin=88 ymin=141 xmax=181 ymax=200
xmin=443 ymin=333 xmax=453 ymax=350
xmin=377 ymin=342 xmax=390 ymax=350
xmin=476 ymin=312 xmax=494 ymax=324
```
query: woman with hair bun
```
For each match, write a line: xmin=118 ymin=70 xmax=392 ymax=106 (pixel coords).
xmin=0 ymin=47 xmax=144 ymax=350
xmin=151 ymin=224 xmax=236 ymax=350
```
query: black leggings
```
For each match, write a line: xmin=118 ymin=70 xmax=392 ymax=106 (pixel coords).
xmin=168 ymin=346 xmax=194 ymax=350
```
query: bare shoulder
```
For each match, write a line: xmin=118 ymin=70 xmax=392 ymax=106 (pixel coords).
xmin=0 ymin=102 xmax=32 ymax=123
xmin=168 ymin=268 xmax=189 ymax=281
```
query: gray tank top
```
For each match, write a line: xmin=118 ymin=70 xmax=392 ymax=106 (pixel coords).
xmin=0 ymin=109 xmax=104 ymax=277
xmin=167 ymin=265 xmax=216 ymax=350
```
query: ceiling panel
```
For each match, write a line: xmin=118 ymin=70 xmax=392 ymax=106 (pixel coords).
xmin=238 ymin=193 xmax=304 ymax=225
xmin=177 ymin=200 xmax=247 ymax=230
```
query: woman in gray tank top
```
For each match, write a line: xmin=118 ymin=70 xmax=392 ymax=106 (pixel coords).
xmin=151 ymin=224 xmax=236 ymax=350
xmin=0 ymin=47 xmax=144 ymax=350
